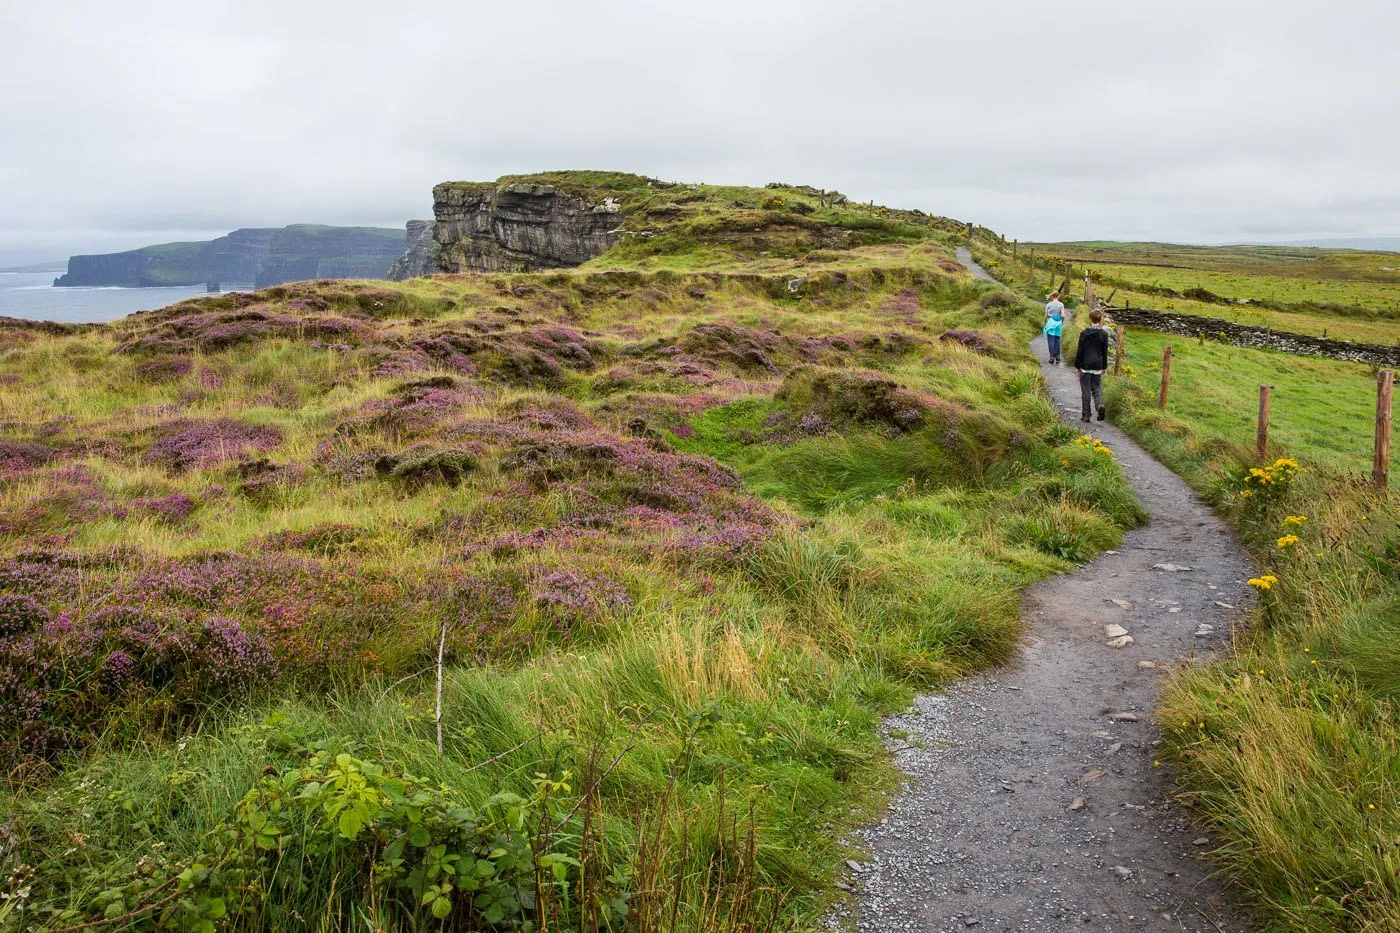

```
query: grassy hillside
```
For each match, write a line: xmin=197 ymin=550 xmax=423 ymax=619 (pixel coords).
xmin=0 ymin=177 xmax=1143 ymax=930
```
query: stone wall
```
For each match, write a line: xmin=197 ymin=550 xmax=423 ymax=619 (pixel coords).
xmin=431 ymin=182 xmax=625 ymax=273
xmin=1106 ymin=305 xmax=1400 ymax=368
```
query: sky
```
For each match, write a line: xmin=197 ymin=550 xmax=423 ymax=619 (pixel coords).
xmin=2 ymin=0 xmax=1398 ymax=266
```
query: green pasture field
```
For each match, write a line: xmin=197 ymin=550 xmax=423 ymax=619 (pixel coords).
xmin=1119 ymin=328 xmax=1392 ymax=483
xmin=983 ymin=240 xmax=1400 ymax=345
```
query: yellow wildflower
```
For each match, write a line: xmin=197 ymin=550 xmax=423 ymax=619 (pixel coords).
xmin=1276 ymin=534 xmax=1300 ymax=548
xmin=1282 ymin=515 xmax=1308 ymax=527
xmin=1247 ymin=575 xmax=1278 ymax=591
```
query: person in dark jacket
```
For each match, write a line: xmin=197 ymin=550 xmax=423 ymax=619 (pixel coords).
xmin=1073 ymin=309 xmax=1111 ymax=422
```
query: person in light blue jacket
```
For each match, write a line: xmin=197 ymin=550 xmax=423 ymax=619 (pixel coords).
xmin=1043 ymin=291 xmax=1066 ymax=364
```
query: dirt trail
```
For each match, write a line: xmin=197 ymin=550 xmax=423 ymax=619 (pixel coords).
xmin=829 ymin=336 xmax=1258 ymax=932
xmin=956 ymin=247 xmax=995 ymax=281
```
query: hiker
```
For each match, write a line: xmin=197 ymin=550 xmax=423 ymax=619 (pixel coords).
xmin=1043 ymin=291 xmax=1066 ymax=364
xmin=1073 ymin=308 xmax=1110 ymax=422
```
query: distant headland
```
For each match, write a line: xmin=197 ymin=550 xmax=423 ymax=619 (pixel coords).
xmin=53 ymin=224 xmax=406 ymax=289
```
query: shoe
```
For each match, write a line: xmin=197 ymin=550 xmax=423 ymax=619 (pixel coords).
xmin=1080 ymin=415 xmax=1090 ymax=422
xmin=1097 ymin=408 xmax=1106 ymax=421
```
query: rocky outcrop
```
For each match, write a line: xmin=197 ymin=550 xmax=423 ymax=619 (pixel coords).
xmin=1106 ymin=305 xmax=1400 ymax=367
xmin=387 ymin=220 xmax=442 ymax=280
xmin=431 ymin=182 xmax=625 ymax=273
xmin=55 ymin=225 xmax=404 ymax=288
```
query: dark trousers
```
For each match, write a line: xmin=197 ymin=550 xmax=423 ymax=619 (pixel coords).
xmin=1046 ymin=334 xmax=1061 ymax=360
xmin=1080 ymin=371 xmax=1103 ymax=419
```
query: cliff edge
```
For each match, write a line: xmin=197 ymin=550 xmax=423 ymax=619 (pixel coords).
xmin=423 ymin=180 xmax=625 ymax=276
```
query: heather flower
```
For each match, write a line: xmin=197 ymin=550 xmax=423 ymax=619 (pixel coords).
xmin=140 ymin=492 xmax=196 ymax=523
xmin=133 ymin=356 xmax=193 ymax=383
xmin=194 ymin=616 xmax=278 ymax=687
xmin=101 ymin=650 xmax=137 ymax=687
xmin=939 ymin=329 xmax=996 ymax=353
xmin=0 ymin=440 xmax=58 ymax=470
xmin=529 ymin=568 xmax=633 ymax=626
xmin=147 ymin=418 xmax=283 ymax=471
xmin=0 ymin=594 xmax=49 ymax=638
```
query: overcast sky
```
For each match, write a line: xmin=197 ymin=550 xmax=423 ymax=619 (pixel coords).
xmin=2 ymin=0 xmax=1398 ymax=265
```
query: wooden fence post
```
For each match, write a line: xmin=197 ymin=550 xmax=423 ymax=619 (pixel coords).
xmin=1256 ymin=385 xmax=1272 ymax=461
xmin=1377 ymin=369 xmax=1394 ymax=491
xmin=1012 ymin=239 xmax=1018 ymax=264
xmin=1158 ymin=345 xmax=1173 ymax=410
xmin=1113 ymin=324 xmax=1124 ymax=375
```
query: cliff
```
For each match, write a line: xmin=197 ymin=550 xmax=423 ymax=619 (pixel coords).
xmin=430 ymin=180 xmax=628 ymax=274
xmin=202 ymin=228 xmax=279 ymax=284
xmin=249 ymin=226 xmax=405 ymax=287
xmin=54 ymin=225 xmax=404 ymax=288
xmin=54 ymin=241 xmax=206 ymax=287
xmin=386 ymin=220 xmax=441 ymax=280
xmin=420 ymin=171 xmax=907 ymax=277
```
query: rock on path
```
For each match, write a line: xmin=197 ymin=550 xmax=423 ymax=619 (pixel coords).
xmin=829 ymin=336 xmax=1257 ymax=932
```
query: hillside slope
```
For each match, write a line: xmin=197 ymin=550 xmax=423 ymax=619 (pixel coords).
xmin=0 ymin=174 xmax=1144 ymax=930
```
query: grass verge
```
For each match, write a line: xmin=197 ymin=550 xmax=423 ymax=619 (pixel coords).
xmin=1108 ymin=367 xmax=1400 ymax=931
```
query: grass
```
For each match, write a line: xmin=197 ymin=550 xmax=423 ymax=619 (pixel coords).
xmin=1107 ymin=373 xmax=1400 ymax=931
xmin=973 ymin=240 xmax=1400 ymax=345
xmin=1116 ymin=329 xmax=1392 ymax=482
xmin=0 ymin=180 xmax=1143 ymax=931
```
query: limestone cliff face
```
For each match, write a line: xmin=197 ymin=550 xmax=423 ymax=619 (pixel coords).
xmin=431 ymin=182 xmax=625 ymax=273
xmin=202 ymin=229 xmax=278 ymax=284
xmin=387 ymin=220 xmax=441 ymax=280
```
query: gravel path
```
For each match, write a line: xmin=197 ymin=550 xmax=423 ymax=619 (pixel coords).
xmin=828 ymin=338 xmax=1258 ymax=932
xmin=956 ymin=247 xmax=995 ymax=281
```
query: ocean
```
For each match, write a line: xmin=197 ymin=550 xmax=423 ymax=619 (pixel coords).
xmin=0 ymin=271 xmax=236 ymax=324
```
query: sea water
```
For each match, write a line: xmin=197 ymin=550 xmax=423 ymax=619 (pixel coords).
xmin=0 ymin=271 xmax=239 ymax=324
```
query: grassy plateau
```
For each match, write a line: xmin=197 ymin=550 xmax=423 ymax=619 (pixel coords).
xmin=985 ymin=234 xmax=1400 ymax=931
xmin=0 ymin=176 xmax=1146 ymax=931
